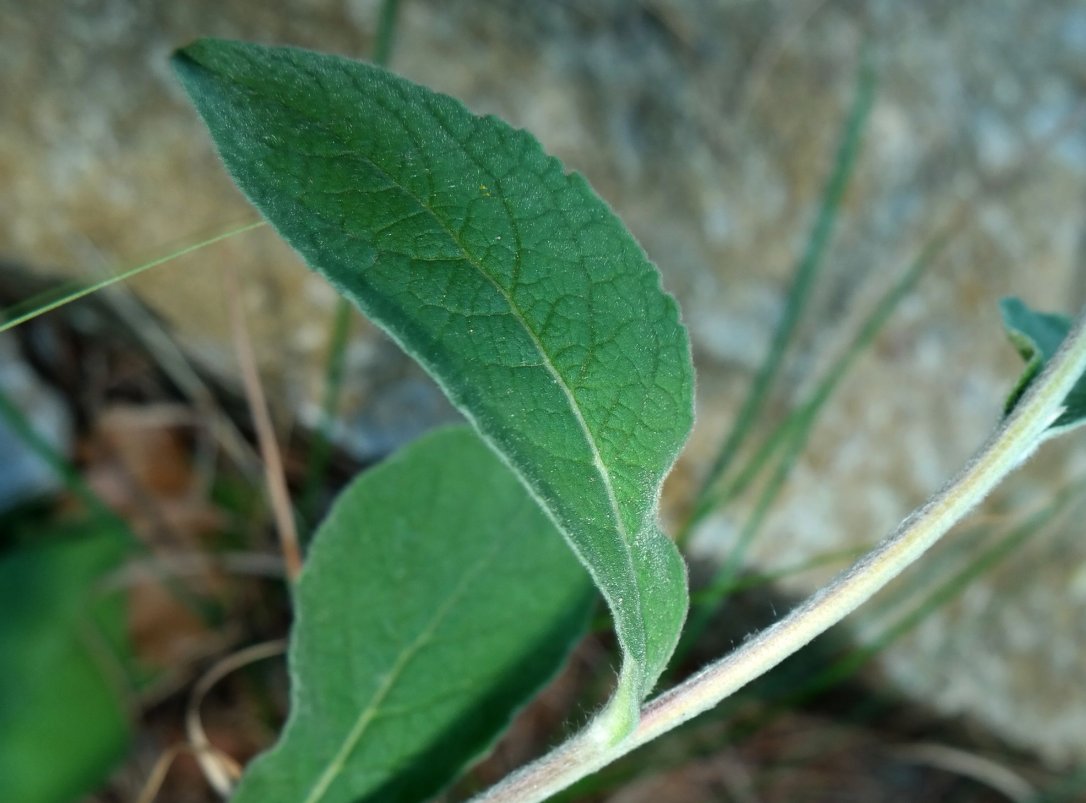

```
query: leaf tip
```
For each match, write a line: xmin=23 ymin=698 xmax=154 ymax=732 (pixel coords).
xmin=171 ymin=37 xmax=245 ymax=88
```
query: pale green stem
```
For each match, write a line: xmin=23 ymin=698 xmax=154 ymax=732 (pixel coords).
xmin=471 ymin=304 xmax=1086 ymax=803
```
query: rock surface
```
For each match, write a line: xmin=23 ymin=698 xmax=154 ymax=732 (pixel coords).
xmin=0 ymin=333 xmax=73 ymax=512
xmin=4 ymin=0 xmax=1086 ymax=765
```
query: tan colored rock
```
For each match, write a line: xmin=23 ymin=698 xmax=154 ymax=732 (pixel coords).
xmin=4 ymin=0 xmax=1086 ymax=765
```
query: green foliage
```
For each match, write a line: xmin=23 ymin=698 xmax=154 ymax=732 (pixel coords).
xmin=162 ymin=34 xmax=1086 ymax=803
xmin=1001 ymin=297 xmax=1086 ymax=434
xmin=0 ymin=522 xmax=131 ymax=803
xmin=172 ymin=39 xmax=694 ymax=727
xmin=231 ymin=426 xmax=594 ymax=803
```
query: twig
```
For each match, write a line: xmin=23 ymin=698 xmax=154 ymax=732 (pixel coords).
xmin=184 ymin=639 xmax=288 ymax=797
xmin=136 ymin=743 xmax=206 ymax=803
xmin=890 ymin=742 xmax=1035 ymax=803
xmin=225 ymin=265 xmax=303 ymax=582
xmin=104 ymin=551 xmax=287 ymax=587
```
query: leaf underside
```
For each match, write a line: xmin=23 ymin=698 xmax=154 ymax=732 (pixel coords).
xmin=230 ymin=427 xmax=595 ymax=803
xmin=173 ymin=38 xmax=694 ymax=712
xmin=1000 ymin=297 xmax=1086 ymax=434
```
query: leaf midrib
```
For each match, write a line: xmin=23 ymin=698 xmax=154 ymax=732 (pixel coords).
xmin=246 ymin=72 xmax=645 ymax=653
xmin=301 ymin=533 xmax=505 ymax=803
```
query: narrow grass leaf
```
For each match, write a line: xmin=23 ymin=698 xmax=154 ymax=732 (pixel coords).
xmin=1001 ymin=297 xmax=1086 ymax=434
xmin=302 ymin=0 xmax=402 ymax=528
xmin=0 ymin=221 xmax=264 ymax=334
xmin=688 ymin=46 xmax=875 ymax=520
xmin=173 ymin=39 xmax=694 ymax=721
xmin=230 ymin=426 xmax=595 ymax=803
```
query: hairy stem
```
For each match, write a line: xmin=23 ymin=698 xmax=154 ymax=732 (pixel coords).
xmin=472 ymin=303 xmax=1086 ymax=803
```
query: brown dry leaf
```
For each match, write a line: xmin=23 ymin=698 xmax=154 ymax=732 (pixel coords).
xmin=80 ymin=403 xmax=241 ymax=675
xmin=127 ymin=573 xmax=216 ymax=672
xmin=82 ymin=403 xmax=223 ymax=544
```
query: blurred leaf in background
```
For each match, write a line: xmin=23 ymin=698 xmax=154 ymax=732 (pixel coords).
xmin=0 ymin=520 xmax=133 ymax=803
xmin=1001 ymin=297 xmax=1086 ymax=434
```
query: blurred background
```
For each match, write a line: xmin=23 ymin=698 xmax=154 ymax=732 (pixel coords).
xmin=2 ymin=1 xmax=1086 ymax=800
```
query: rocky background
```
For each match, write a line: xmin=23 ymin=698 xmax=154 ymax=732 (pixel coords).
xmin=3 ymin=0 xmax=1086 ymax=778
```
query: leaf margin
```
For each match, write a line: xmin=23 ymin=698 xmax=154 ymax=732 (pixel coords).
xmin=171 ymin=37 xmax=695 ymax=729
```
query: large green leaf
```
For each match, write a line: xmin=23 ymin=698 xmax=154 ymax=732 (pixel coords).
xmin=231 ymin=426 xmax=595 ymax=803
xmin=0 ymin=522 xmax=131 ymax=803
xmin=1000 ymin=297 xmax=1086 ymax=435
xmin=173 ymin=39 xmax=694 ymax=724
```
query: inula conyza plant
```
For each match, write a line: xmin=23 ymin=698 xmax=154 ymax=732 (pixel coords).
xmin=171 ymin=39 xmax=1086 ymax=803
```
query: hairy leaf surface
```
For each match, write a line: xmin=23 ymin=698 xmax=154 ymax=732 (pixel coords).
xmin=1001 ymin=297 xmax=1086 ymax=434
xmin=173 ymin=39 xmax=694 ymax=716
xmin=231 ymin=427 xmax=594 ymax=803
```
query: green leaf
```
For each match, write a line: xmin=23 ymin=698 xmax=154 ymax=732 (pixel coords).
xmin=1000 ymin=297 xmax=1086 ymax=434
xmin=231 ymin=426 xmax=595 ymax=803
xmin=172 ymin=39 xmax=694 ymax=721
xmin=0 ymin=522 xmax=131 ymax=803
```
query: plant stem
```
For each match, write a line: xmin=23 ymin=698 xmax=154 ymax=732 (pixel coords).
xmin=301 ymin=0 xmax=402 ymax=528
xmin=471 ymin=303 xmax=1086 ymax=803
xmin=300 ymin=296 xmax=353 ymax=525
xmin=675 ymin=234 xmax=946 ymax=660
xmin=373 ymin=0 xmax=400 ymax=67
xmin=225 ymin=266 xmax=303 ymax=582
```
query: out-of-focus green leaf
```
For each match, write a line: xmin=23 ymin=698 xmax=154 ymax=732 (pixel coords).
xmin=0 ymin=522 xmax=131 ymax=803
